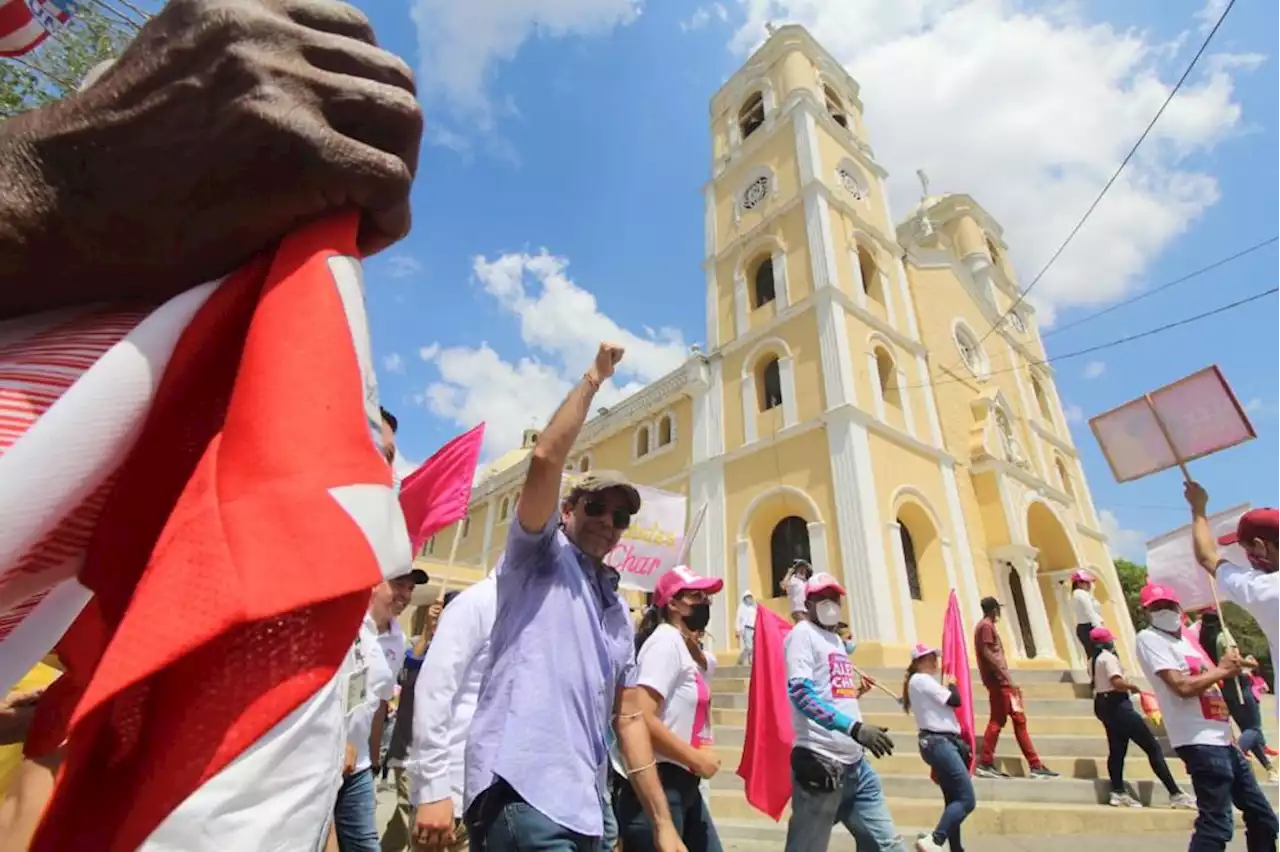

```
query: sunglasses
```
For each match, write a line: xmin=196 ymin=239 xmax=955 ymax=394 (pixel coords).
xmin=583 ymin=499 xmax=631 ymax=531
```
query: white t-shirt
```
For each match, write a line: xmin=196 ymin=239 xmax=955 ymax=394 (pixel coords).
xmin=1093 ymin=649 xmax=1124 ymax=694
xmin=785 ymin=576 xmax=807 ymax=614
xmin=637 ymin=624 xmax=705 ymax=770
xmin=784 ymin=620 xmax=863 ymax=764
xmin=1134 ymin=627 xmax=1231 ymax=749
xmin=346 ymin=614 xmax=406 ymax=772
xmin=908 ymin=673 xmax=960 ymax=735
xmin=1071 ymin=589 xmax=1102 ymax=626
xmin=1217 ymin=561 xmax=1278 ymax=668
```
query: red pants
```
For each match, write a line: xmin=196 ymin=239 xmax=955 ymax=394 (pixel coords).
xmin=980 ymin=685 xmax=1043 ymax=768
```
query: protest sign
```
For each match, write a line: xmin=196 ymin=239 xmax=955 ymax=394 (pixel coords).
xmin=1145 ymin=504 xmax=1252 ymax=612
xmin=561 ymin=473 xmax=687 ymax=592
xmin=1090 ymin=366 xmax=1255 ymax=483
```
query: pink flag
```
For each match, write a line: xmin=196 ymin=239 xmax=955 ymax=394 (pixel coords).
xmin=398 ymin=424 xmax=485 ymax=553
xmin=941 ymin=590 xmax=976 ymax=771
xmin=736 ymin=605 xmax=794 ymax=821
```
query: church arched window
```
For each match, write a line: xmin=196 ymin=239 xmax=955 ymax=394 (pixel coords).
xmin=770 ymin=516 xmax=811 ymax=592
xmin=752 ymin=255 xmax=775 ymax=308
xmin=758 ymin=356 xmax=783 ymax=412
xmin=739 ymin=92 xmax=765 ymax=140
xmin=823 ymin=85 xmax=848 ymax=128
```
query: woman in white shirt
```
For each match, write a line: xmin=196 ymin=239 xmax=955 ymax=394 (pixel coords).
xmin=616 ymin=566 xmax=725 ymax=852
xmin=901 ymin=644 xmax=975 ymax=852
xmin=779 ymin=560 xmax=813 ymax=624
xmin=1087 ymin=626 xmax=1193 ymax=810
xmin=1070 ymin=570 xmax=1103 ymax=661
xmin=734 ymin=593 xmax=757 ymax=666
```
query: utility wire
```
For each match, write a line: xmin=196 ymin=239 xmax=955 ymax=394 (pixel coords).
xmin=954 ymin=0 xmax=1238 ymax=360
xmin=1043 ymin=236 xmax=1278 ymax=340
xmin=897 ymin=285 xmax=1277 ymax=392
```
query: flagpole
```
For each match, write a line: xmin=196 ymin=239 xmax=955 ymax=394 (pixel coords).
xmin=676 ymin=503 xmax=707 ymax=567
xmin=849 ymin=663 xmax=904 ymax=705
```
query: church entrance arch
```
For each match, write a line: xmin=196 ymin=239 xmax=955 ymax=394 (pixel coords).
xmin=1027 ymin=501 xmax=1079 ymax=662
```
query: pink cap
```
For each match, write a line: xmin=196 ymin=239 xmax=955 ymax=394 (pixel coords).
xmin=1139 ymin=582 xmax=1181 ymax=609
xmin=1070 ymin=570 xmax=1095 ymax=584
xmin=1218 ymin=508 xmax=1278 ymax=547
xmin=805 ymin=572 xmax=847 ymax=599
xmin=1089 ymin=626 xmax=1115 ymax=643
xmin=910 ymin=643 xmax=940 ymax=661
xmin=653 ymin=565 xmax=723 ymax=608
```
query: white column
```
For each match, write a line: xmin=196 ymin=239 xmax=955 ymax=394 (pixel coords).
xmin=733 ymin=272 xmax=749 ymax=337
xmin=867 ymin=352 xmax=885 ymax=421
xmin=736 ymin=538 xmax=752 ymax=603
xmin=851 ymin=247 xmax=868 ymax=308
xmin=917 ymin=354 xmax=944 ymax=448
xmin=741 ymin=376 xmax=757 ymax=444
xmin=887 ymin=521 xmax=918 ymax=644
xmin=779 ymin=356 xmax=798 ymax=429
xmin=1052 ymin=580 xmax=1086 ymax=672
xmin=893 ymin=257 xmax=921 ymax=340
xmin=826 ymin=411 xmax=897 ymax=642
xmin=691 ymin=459 xmax=729 ymax=645
xmin=773 ymin=252 xmax=790 ymax=309
xmin=897 ymin=367 xmax=916 ymax=439
xmin=705 ymin=266 xmax=719 ymax=350
xmin=794 ymin=108 xmax=822 ymax=185
xmin=939 ymin=538 xmax=961 ymax=601
xmin=992 ymin=562 xmax=1028 ymax=659
xmin=481 ymin=505 xmax=495 ymax=572
xmin=879 ymin=269 xmax=897 ymax=328
xmin=804 ymin=188 xmax=840 ymax=292
xmin=807 ymin=521 xmax=830 ymax=580
xmin=1020 ymin=564 xmax=1058 ymax=660
xmin=703 ymin=183 xmax=717 ymax=261
xmin=940 ymin=461 xmax=983 ymax=625
xmin=816 ymin=292 xmax=856 ymax=409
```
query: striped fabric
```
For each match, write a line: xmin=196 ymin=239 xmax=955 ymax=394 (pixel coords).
xmin=0 ymin=0 xmax=74 ymax=58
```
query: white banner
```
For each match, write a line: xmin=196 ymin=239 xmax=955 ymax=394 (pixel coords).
xmin=562 ymin=474 xmax=687 ymax=592
xmin=1145 ymin=503 xmax=1251 ymax=611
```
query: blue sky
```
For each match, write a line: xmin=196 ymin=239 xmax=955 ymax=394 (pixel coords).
xmin=355 ymin=0 xmax=1278 ymax=562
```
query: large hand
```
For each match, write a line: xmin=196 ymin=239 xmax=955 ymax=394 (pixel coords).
xmin=1184 ymin=481 xmax=1210 ymax=515
xmin=0 ymin=688 xmax=43 ymax=746
xmin=653 ymin=821 xmax=689 ymax=852
xmin=412 ymin=799 xmax=455 ymax=851
xmin=589 ymin=342 xmax=625 ymax=384
xmin=1 ymin=0 xmax=422 ymax=318
xmin=689 ymin=748 xmax=721 ymax=780
xmin=850 ymin=721 xmax=895 ymax=758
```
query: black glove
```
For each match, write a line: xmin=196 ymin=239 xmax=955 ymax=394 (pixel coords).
xmin=849 ymin=721 xmax=894 ymax=758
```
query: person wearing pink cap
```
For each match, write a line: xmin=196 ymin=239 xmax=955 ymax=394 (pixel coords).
xmin=615 ymin=566 xmax=725 ymax=852
xmin=1134 ymin=583 xmax=1277 ymax=851
xmin=782 ymin=572 xmax=902 ymax=852
xmin=900 ymin=644 xmax=975 ymax=852
xmin=1088 ymin=625 xmax=1194 ymax=810
xmin=1069 ymin=570 xmax=1104 ymax=661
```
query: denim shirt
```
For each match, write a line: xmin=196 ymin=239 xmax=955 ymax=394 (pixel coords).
xmin=464 ymin=516 xmax=638 ymax=837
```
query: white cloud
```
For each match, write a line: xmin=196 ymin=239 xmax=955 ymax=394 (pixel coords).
xmin=385 ymin=254 xmax=424 ymax=279
xmin=682 ymin=3 xmax=728 ymax=32
xmin=411 ymin=0 xmax=641 ymax=139
xmin=382 ymin=352 xmax=405 ymax=374
xmin=1099 ymin=508 xmax=1149 ymax=562
xmin=727 ymin=1 xmax=1260 ymax=322
xmin=1063 ymin=403 xmax=1084 ymax=424
xmin=417 ymin=250 xmax=688 ymax=457
xmin=1083 ymin=360 xmax=1107 ymax=379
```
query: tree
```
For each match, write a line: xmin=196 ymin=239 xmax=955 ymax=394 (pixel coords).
xmin=1 ymin=3 xmax=145 ymax=119
xmin=1115 ymin=557 xmax=1273 ymax=689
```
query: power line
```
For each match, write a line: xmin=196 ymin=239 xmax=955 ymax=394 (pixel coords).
xmin=897 ymin=285 xmax=1277 ymax=392
xmin=1043 ymin=236 xmax=1278 ymax=339
xmin=960 ymin=0 xmax=1238 ymax=356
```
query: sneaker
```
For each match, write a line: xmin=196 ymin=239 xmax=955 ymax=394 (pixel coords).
xmin=1109 ymin=792 xmax=1143 ymax=808
xmin=1268 ymin=770 xmax=1279 ymax=784
xmin=1170 ymin=792 xmax=1197 ymax=810
xmin=974 ymin=763 xmax=1008 ymax=779
xmin=915 ymin=837 xmax=946 ymax=852
xmin=1029 ymin=766 xmax=1060 ymax=779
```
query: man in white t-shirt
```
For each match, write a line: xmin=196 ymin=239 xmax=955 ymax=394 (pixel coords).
xmin=1133 ymin=582 xmax=1277 ymax=852
xmin=783 ymin=572 xmax=902 ymax=852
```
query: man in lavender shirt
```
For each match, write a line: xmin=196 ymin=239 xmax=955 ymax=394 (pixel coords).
xmin=464 ymin=343 xmax=684 ymax=852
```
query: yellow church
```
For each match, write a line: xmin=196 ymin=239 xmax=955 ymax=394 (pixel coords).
xmin=412 ymin=23 xmax=1136 ymax=673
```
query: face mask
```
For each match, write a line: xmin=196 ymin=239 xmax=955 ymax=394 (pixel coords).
xmin=683 ymin=602 xmax=711 ymax=631
xmin=843 ymin=639 xmax=857 ymax=655
xmin=814 ymin=600 xmax=841 ymax=628
xmin=1149 ymin=610 xmax=1181 ymax=633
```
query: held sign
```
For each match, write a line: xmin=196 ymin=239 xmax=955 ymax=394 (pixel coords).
xmin=1089 ymin=366 xmax=1255 ymax=483
xmin=1145 ymin=504 xmax=1253 ymax=612
xmin=561 ymin=474 xmax=687 ymax=592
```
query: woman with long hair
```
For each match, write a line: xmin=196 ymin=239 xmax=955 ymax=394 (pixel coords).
xmin=901 ymin=644 xmax=975 ymax=852
xmin=1088 ymin=626 xmax=1194 ymax=809
xmin=1199 ymin=610 xmax=1278 ymax=781
xmin=615 ymin=566 xmax=725 ymax=852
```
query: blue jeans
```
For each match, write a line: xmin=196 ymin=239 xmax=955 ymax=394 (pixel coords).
xmin=616 ymin=763 xmax=723 ymax=852
xmin=1176 ymin=744 xmax=1278 ymax=852
xmin=784 ymin=752 xmax=904 ymax=852
xmin=467 ymin=780 xmax=596 ymax=852
xmin=918 ymin=733 xmax=976 ymax=852
xmin=334 ymin=768 xmax=380 ymax=852
xmin=600 ymin=772 xmax=618 ymax=852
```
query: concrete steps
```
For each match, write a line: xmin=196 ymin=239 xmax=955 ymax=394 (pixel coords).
xmin=703 ymin=663 xmax=1280 ymax=836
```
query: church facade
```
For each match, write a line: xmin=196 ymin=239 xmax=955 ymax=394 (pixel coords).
xmin=415 ymin=25 xmax=1135 ymax=671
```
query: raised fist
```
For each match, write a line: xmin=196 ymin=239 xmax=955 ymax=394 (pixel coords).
xmin=591 ymin=342 xmax=625 ymax=383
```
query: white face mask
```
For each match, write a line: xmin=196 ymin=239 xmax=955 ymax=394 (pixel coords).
xmin=1149 ymin=610 xmax=1181 ymax=633
xmin=815 ymin=600 xmax=842 ymax=628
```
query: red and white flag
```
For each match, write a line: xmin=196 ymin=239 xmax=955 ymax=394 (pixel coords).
xmin=0 ymin=0 xmax=75 ymax=57
xmin=1 ymin=212 xmax=411 ymax=851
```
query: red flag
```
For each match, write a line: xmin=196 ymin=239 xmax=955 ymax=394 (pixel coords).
xmin=736 ymin=605 xmax=794 ymax=821
xmin=399 ymin=423 xmax=485 ymax=553
xmin=941 ymin=590 xmax=976 ymax=772
xmin=27 ymin=213 xmax=407 ymax=851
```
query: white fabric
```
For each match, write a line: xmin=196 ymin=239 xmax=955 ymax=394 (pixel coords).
xmin=636 ymin=624 xmax=700 ymax=770
xmin=1135 ymin=628 xmax=1231 ymax=748
xmin=735 ymin=596 xmax=757 ymax=634
xmin=347 ymin=614 xmax=405 ymax=772
xmin=1071 ymin=589 xmax=1102 ymax=626
xmin=1216 ymin=561 xmax=1279 ymax=667
xmin=407 ymin=575 xmax=497 ymax=816
xmin=784 ymin=577 xmax=806 ymax=615
xmin=908 ymin=673 xmax=960 ymax=735
xmin=1093 ymin=649 xmax=1124 ymax=694
xmin=784 ymin=620 xmax=863 ymax=764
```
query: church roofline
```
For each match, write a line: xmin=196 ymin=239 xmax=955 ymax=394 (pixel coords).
xmin=710 ymin=24 xmax=861 ymax=117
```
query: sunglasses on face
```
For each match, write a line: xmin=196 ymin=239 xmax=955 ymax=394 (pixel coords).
xmin=582 ymin=499 xmax=631 ymax=530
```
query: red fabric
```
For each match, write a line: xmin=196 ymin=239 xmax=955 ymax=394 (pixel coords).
xmin=27 ymin=213 xmax=392 ymax=852
xmin=399 ymin=423 xmax=485 ymax=553
xmin=941 ymin=590 xmax=976 ymax=772
xmin=979 ymin=686 xmax=1042 ymax=769
xmin=736 ymin=606 xmax=794 ymax=821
